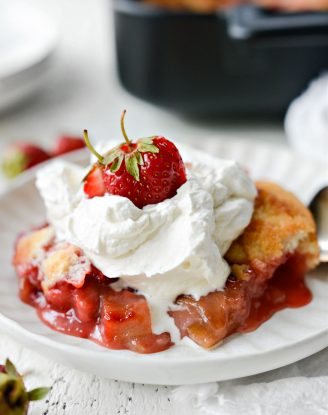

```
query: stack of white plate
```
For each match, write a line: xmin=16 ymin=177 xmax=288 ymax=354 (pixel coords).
xmin=0 ymin=0 xmax=57 ymax=113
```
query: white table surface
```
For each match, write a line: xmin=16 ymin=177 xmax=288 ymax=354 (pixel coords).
xmin=0 ymin=1 xmax=318 ymax=414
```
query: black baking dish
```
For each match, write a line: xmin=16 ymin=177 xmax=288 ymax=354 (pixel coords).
xmin=113 ymin=1 xmax=328 ymax=115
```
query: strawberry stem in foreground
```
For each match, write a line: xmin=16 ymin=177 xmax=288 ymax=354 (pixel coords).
xmin=83 ymin=130 xmax=104 ymax=164
xmin=0 ymin=359 xmax=50 ymax=415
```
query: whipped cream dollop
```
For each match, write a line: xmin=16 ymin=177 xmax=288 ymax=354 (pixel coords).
xmin=36 ymin=143 xmax=256 ymax=339
xmin=285 ymin=74 xmax=328 ymax=163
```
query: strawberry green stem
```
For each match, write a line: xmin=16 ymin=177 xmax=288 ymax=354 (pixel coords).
xmin=120 ymin=110 xmax=132 ymax=146
xmin=83 ymin=130 xmax=104 ymax=164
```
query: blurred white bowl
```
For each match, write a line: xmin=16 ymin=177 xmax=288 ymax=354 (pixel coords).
xmin=0 ymin=0 xmax=57 ymax=112
xmin=285 ymin=73 xmax=328 ymax=164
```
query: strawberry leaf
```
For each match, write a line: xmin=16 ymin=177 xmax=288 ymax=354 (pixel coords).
xmin=103 ymin=146 xmax=123 ymax=165
xmin=138 ymin=136 xmax=157 ymax=144
xmin=137 ymin=143 xmax=159 ymax=154
xmin=125 ymin=153 xmax=140 ymax=181
xmin=109 ymin=154 xmax=124 ymax=173
xmin=135 ymin=151 xmax=144 ymax=166
xmin=28 ymin=387 xmax=50 ymax=401
xmin=5 ymin=359 xmax=19 ymax=377
xmin=0 ymin=373 xmax=8 ymax=387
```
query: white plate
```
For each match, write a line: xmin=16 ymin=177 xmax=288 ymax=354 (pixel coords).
xmin=0 ymin=0 xmax=57 ymax=111
xmin=0 ymin=139 xmax=328 ymax=385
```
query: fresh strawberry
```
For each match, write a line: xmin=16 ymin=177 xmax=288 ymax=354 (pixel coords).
xmin=52 ymin=135 xmax=85 ymax=156
xmin=83 ymin=164 xmax=106 ymax=198
xmin=2 ymin=143 xmax=50 ymax=178
xmin=83 ymin=110 xmax=187 ymax=208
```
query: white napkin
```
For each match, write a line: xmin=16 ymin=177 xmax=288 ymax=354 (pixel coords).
xmin=285 ymin=73 xmax=328 ymax=164
xmin=172 ymin=347 xmax=328 ymax=415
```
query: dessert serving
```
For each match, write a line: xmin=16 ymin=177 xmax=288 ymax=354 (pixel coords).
xmin=13 ymin=112 xmax=320 ymax=354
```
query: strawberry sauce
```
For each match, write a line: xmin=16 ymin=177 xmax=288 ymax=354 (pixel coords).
xmin=170 ymin=254 xmax=312 ymax=349
xmin=19 ymin=273 xmax=172 ymax=354
xmin=238 ymin=255 xmax=312 ymax=333
xmin=17 ymin=254 xmax=311 ymax=353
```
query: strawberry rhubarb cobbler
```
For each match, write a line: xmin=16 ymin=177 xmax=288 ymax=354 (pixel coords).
xmin=13 ymin=112 xmax=319 ymax=354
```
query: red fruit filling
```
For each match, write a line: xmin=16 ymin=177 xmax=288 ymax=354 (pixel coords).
xmin=14 ymin=232 xmax=311 ymax=354
xmin=17 ymin=253 xmax=172 ymax=354
xmin=169 ymin=254 xmax=311 ymax=348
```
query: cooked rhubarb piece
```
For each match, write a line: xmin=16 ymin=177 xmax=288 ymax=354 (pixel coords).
xmin=169 ymin=182 xmax=319 ymax=348
xmin=100 ymin=289 xmax=172 ymax=353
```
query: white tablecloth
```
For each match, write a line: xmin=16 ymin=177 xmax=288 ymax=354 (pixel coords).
xmin=173 ymin=350 xmax=328 ymax=415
